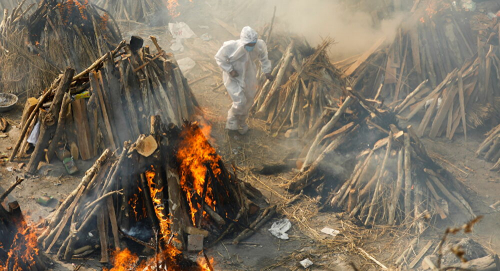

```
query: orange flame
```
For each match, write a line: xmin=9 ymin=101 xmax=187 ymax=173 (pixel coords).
xmin=166 ymin=0 xmax=193 ymax=18
xmin=177 ymin=124 xmax=221 ymax=226
xmin=0 ymin=219 xmax=40 ymax=270
xmin=107 ymin=248 xmax=213 ymax=271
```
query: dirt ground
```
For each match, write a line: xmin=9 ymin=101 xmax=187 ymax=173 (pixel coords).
xmin=1 ymin=1 xmax=500 ymax=270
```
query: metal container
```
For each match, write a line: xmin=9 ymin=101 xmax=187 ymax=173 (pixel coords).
xmin=0 ymin=93 xmax=18 ymax=113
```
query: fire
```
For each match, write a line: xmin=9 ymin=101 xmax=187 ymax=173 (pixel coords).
xmin=166 ymin=0 xmax=193 ymax=18
xmin=425 ymin=2 xmax=451 ymax=18
xmin=177 ymin=124 xmax=221 ymax=226
xmin=146 ymin=168 xmax=178 ymax=246
xmin=167 ymin=0 xmax=180 ymax=17
xmin=107 ymin=248 xmax=213 ymax=271
xmin=0 ymin=219 xmax=40 ymax=270
xmin=107 ymin=167 xmax=213 ymax=270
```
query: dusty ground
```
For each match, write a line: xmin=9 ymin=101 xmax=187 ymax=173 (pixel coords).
xmin=1 ymin=1 xmax=500 ymax=270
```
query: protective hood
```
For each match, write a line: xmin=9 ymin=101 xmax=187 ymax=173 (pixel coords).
xmin=240 ymin=26 xmax=258 ymax=44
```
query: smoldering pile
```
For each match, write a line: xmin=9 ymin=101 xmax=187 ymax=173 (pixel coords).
xmin=287 ymin=90 xmax=474 ymax=229
xmin=0 ymin=0 xmax=122 ymax=96
xmin=343 ymin=0 xmax=500 ymax=139
xmin=10 ymin=35 xmax=200 ymax=175
xmin=251 ymin=33 xmax=345 ymax=137
xmin=37 ymin=120 xmax=269 ymax=270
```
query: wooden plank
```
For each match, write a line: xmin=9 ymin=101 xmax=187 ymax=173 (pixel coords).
xmin=395 ymin=38 xmax=409 ymax=100
xmin=104 ymin=53 xmax=132 ymax=146
xmin=409 ymin=241 xmax=433 ymax=268
xmin=429 ymin=87 xmax=457 ymax=138
xmin=343 ymin=37 xmax=386 ymax=78
xmin=106 ymin=197 xmax=121 ymax=251
xmin=418 ymin=94 xmax=439 ymax=137
xmin=90 ymin=72 xmax=116 ymax=150
xmin=410 ymin=28 xmax=421 ymax=74
xmin=384 ymin=46 xmax=398 ymax=84
xmin=457 ymin=71 xmax=467 ymax=140
xmin=72 ymin=99 xmax=93 ymax=160
xmin=446 ymin=99 xmax=454 ymax=138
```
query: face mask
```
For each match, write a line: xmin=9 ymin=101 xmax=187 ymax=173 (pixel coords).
xmin=245 ymin=45 xmax=255 ymax=52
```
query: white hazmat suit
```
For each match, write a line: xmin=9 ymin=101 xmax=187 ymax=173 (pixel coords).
xmin=215 ymin=26 xmax=272 ymax=132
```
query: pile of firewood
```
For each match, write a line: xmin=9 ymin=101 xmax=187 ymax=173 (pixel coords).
xmin=345 ymin=1 xmax=478 ymax=102
xmin=90 ymin=0 xmax=168 ymax=24
xmin=344 ymin=2 xmax=500 ymax=139
xmin=0 ymin=0 xmax=122 ymax=96
xmin=398 ymin=49 xmax=500 ymax=140
xmin=252 ymin=36 xmax=345 ymax=137
xmin=37 ymin=120 xmax=269 ymax=268
xmin=476 ymin=124 xmax=500 ymax=172
xmin=10 ymin=35 xmax=200 ymax=175
xmin=288 ymin=91 xmax=474 ymax=228
xmin=0 ymin=178 xmax=48 ymax=271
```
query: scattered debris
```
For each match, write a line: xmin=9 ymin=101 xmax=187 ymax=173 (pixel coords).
xmin=320 ymin=227 xmax=340 ymax=238
xmin=269 ymin=218 xmax=292 ymax=240
xmin=299 ymin=258 xmax=313 ymax=269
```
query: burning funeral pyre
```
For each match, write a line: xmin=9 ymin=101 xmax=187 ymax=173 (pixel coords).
xmin=37 ymin=120 xmax=267 ymax=270
xmin=10 ymin=35 xmax=200 ymax=175
xmin=0 ymin=0 xmax=122 ymax=96
xmin=287 ymin=90 xmax=474 ymax=230
xmin=343 ymin=0 xmax=500 ymax=139
xmin=0 ymin=178 xmax=48 ymax=271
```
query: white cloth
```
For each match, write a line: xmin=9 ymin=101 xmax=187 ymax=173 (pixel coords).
xmin=27 ymin=120 xmax=41 ymax=145
xmin=215 ymin=26 xmax=272 ymax=130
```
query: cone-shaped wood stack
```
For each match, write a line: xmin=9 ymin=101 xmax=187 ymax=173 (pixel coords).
xmin=397 ymin=50 xmax=500 ymax=140
xmin=10 ymin=35 xmax=201 ymax=175
xmin=289 ymin=90 xmax=474 ymax=229
xmin=345 ymin=1 xmax=479 ymax=102
xmin=37 ymin=120 xmax=269 ymax=267
xmin=251 ymin=36 xmax=345 ymax=137
xmin=344 ymin=1 xmax=500 ymax=139
xmin=0 ymin=0 xmax=122 ymax=96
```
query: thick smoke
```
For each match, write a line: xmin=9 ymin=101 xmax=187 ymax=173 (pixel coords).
xmin=225 ymin=0 xmax=407 ymax=60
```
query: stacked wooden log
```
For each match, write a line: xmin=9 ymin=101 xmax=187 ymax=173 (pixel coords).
xmin=0 ymin=0 xmax=122 ymax=96
xmin=37 ymin=120 xmax=268 ymax=267
xmin=90 ymin=0 xmax=168 ymax=24
xmin=345 ymin=2 xmax=500 ymax=140
xmin=398 ymin=47 xmax=500 ymax=139
xmin=10 ymin=35 xmax=200 ymax=175
xmin=0 ymin=178 xmax=47 ymax=271
xmin=252 ymin=37 xmax=345 ymax=137
xmin=476 ymin=124 xmax=500 ymax=172
xmin=345 ymin=2 xmax=479 ymax=102
xmin=288 ymin=90 xmax=474 ymax=228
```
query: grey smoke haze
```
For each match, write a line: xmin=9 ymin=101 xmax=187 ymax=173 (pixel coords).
xmin=223 ymin=0 xmax=406 ymax=60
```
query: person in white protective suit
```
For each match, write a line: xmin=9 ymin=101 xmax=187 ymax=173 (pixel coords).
xmin=215 ymin=26 xmax=274 ymax=135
